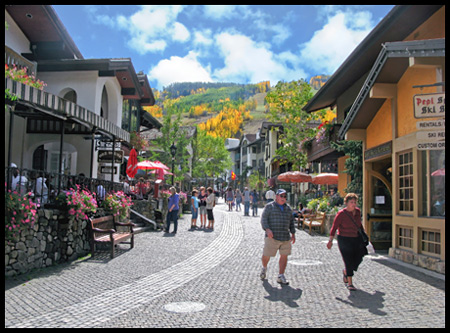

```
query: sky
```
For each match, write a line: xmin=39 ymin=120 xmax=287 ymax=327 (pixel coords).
xmin=53 ymin=5 xmax=395 ymax=91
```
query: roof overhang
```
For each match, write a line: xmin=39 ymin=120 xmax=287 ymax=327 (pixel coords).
xmin=338 ymin=38 xmax=445 ymax=140
xmin=5 ymin=5 xmax=83 ymax=60
xmin=303 ymin=5 xmax=443 ymax=113
xmin=37 ymin=58 xmax=144 ymax=100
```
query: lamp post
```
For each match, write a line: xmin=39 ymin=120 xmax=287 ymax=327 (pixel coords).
xmin=170 ymin=142 xmax=177 ymax=185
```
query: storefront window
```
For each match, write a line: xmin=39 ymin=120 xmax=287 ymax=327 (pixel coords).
xmin=421 ymin=150 xmax=445 ymax=217
xmin=398 ymin=151 xmax=413 ymax=213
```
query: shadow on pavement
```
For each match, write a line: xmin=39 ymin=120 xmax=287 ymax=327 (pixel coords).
xmin=335 ymin=289 xmax=387 ymax=316
xmin=262 ymin=280 xmax=303 ymax=308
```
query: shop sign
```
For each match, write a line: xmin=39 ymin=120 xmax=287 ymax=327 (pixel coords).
xmin=96 ymin=140 xmax=121 ymax=150
xmin=97 ymin=149 xmax=124 ymax=164
xmin=413 ymin=92 xmax=445 ymax=118
xmin=416 ymin=119 xmax=445 ymax=130
xmin=100 ymin=166 xmax=118 ymax=174
xmin=364 ymin=141 xmax=392 ymax=161
xmin=416 ymin=130 xmax=445 ymax=141
xmin=417 ymin=141 xmax=445 ymax=150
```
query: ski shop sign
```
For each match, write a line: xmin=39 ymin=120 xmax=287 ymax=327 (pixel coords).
xmin=413 ymin=93 xmax=445 ymax=118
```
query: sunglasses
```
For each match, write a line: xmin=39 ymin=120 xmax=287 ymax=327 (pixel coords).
xmin=279 ymin=195 xmax=287 ymax=198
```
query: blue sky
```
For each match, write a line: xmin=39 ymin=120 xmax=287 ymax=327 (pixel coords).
xmin=53 ymin=5 xmax=395 ymax=91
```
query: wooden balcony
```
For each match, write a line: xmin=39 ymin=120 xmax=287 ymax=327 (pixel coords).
xmin=306 ymin=124 xmax=343 ymax=162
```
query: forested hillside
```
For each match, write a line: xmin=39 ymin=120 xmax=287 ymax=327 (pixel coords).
xmin=143 ymin=77 xmax=328 ymax=140
xmin=144 ymin=81 xmax=270 ymax=139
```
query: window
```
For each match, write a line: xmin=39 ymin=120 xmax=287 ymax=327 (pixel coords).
xmin=398 ymin=150 xmax=413 ymax=213
xmin=421 ymin=229 xmax=441 ymax=255
xmin=122 ymin=99 xmax=140 ymax=132
xmin=398 ymin=227 xmax=413 ymax=249
xmin=421 ymin=150 xmax=445 ymax=217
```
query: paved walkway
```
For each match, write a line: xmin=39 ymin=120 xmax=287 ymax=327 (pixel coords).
xmin=5 ymin=199 xmax=445 ymax=328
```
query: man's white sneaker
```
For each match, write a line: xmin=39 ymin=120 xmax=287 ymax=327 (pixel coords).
xmin=277 ymin=274 xmax=289 ymax=285
xmin=260 ymin=267 xmax=267 ymax=280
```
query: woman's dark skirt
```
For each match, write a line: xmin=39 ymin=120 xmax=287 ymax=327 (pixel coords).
xmin=337 ymin=235 xmax=368 ymax=277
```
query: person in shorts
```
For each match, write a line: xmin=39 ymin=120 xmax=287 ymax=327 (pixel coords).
xmin=260 ymin=189 xmax=296 ymax=285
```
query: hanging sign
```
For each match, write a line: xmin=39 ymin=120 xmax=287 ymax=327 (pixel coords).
xmin=417 ymin=141 xmax=445 ymax=150
xmin=413 ymin=92 xmax=445 ymax=118
xmin=97 ymin=149 xmax=124 ymax=164
xmin=416 ymin=119 xmax=445 ymax=130
xmin=416 ymin=130 xmax=445 ymax=141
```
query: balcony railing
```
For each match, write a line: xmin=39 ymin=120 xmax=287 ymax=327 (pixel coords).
xmin=5 ymin=45 xmax=37 ymax=75
xmin=5 ymin=77 xmax=130 ymax=142
xmin=5 ymin=167 xmax=133 ymax=208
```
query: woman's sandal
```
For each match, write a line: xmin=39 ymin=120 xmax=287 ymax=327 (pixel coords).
xmin=347 ymin=284 xmax=357 ymax=291
xmin=342 ymin=270 xmax=348 ymax=284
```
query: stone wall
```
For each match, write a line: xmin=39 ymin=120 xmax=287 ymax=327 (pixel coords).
xmin=5 ymin=208 xmax=91 ymax=277
xmin=389 ymin=247 xmax=445 ymax=275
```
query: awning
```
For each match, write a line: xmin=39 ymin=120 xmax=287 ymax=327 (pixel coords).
xmin=6 ymin=78 xmax=130 ymax=142
xmin=338 ymin=38 xmax=445 ymax=140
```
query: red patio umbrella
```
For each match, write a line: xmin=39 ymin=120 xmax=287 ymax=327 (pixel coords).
xmin=137 ymin=160 xmax=170 ymax=171
xmin=278 ymin=171 xmax=312 ymax=183
xmin=150 ymin=169 xmax=174 ymax=176
xmin=311 ymin=173 xmax=339 ymax=185
xmin=126 ymin=148 xmax=138 ymax=178
xmin=137 ymin=160 xmax=160 ymax=170
xmin=431 ymin=168 xmax=445 ymax=176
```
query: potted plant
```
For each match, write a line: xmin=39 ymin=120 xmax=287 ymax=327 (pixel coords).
xmin=102 ymin=191 xmax=133 ymax=222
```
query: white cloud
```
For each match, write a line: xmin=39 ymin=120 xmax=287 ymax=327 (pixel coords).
xmin=299 ymin=11 xmax=373 ymax=74
xmin=193 ymin=29 xmax=213 ymax=46
xmin=112 ymin=5 xmax=189 ymax=54
xmin=203 ymin=5 xmax=248 ymax=20
xmin=148 ymin=51 xmax=213 ymax=89
xmin=213 ymin=32 xmax=307 ymax=85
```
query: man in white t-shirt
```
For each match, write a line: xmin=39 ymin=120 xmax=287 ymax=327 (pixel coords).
xmin=265 ymin=187 xmax=275 ymax=203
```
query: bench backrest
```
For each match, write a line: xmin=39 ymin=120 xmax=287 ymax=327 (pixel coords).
xmin=316 ymin=211 xmax=326 ymax=220
xmin=90 ymin=216 xmax=115 ymax=236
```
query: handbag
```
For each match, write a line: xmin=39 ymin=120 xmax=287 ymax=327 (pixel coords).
xmin=343 ymin=210 xmax=369 ymax=246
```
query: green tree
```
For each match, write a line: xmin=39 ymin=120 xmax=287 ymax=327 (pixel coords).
xmin=193 ymin=129 xmax=232 ymax=187
xmin=147 ymin=105 xmax=191 ymax=184
xmin=330 ymin=140 xmax=363 ymax=207
xmin=265 ymin=79 xmax=321 ymax=170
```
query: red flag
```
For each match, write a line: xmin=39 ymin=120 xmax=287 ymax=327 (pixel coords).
xmin=231 ymin=171 xmax=236 ymax=180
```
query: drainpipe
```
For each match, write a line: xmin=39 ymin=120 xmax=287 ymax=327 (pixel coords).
xmin=58 ymin=120 xmax=65 ymax=194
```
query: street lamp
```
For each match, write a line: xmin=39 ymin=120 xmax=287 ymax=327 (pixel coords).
xmin=170 ymin=142 xmax=177 ymax=185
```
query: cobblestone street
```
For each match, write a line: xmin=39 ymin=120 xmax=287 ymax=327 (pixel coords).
xmin=5 ymin=199 xmax=445 ymax=328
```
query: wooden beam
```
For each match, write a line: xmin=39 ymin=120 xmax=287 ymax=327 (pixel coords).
xmin=370 ymin=83 xmax=397 ymax=99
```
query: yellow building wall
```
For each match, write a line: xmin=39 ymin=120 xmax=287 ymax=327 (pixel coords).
xmin=404 ymin=6 xmax=445 ymax=41
xmin=397 ymin=67 xmax=439 ymax=137
xmin=366 ymin=99 xmax=392 ymax=149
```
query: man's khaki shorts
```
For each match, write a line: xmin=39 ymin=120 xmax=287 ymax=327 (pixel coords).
xmin=263 ymin=237 xmax=292 ymax=257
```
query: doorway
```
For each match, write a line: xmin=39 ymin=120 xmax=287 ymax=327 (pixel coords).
xmin=367 ymin=158 xmax=392 ymax=250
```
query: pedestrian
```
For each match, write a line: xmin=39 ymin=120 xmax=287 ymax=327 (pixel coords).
xmin=265 ymin=187 xmax=275 ymax=203
xmin=10 ymin=163 xmax=28 ymax=196
xmin=260 ymin=189 xmax=296 ymax=285
xmin=235 ymin=189 xmax=242 ymax=211
xmin=251 ymin=189 xmax=259 ymax=216
xmin=96 ymin=181 xmax=106 ymax=203
xmin=198 ymin=186 xmax=208 ymax=228
xmin=226 ymin=187 xmax=234 ymax=211
xmin=243 ymin=187 xmax=251 ymax=216
xmin=327 ymin=193 xmax=367 ymax=291
xmin=35 ymin=172 xmax=49 ymax=204
xmin=165 ymin=186 xmax=180 ymax=234
xmin=190 ymin=189 xmax=199 ymax=229
xmin=205 ymin=187 xmax=215 ymax=230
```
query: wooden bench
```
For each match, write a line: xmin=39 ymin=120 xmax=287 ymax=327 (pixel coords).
xmin=295 ymin=209 xmax=313 ymax=229
xmin=302 ymin=211 xmax=326 ymax=235
xmin=89 ymin=215 xmax=135 ymax=258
